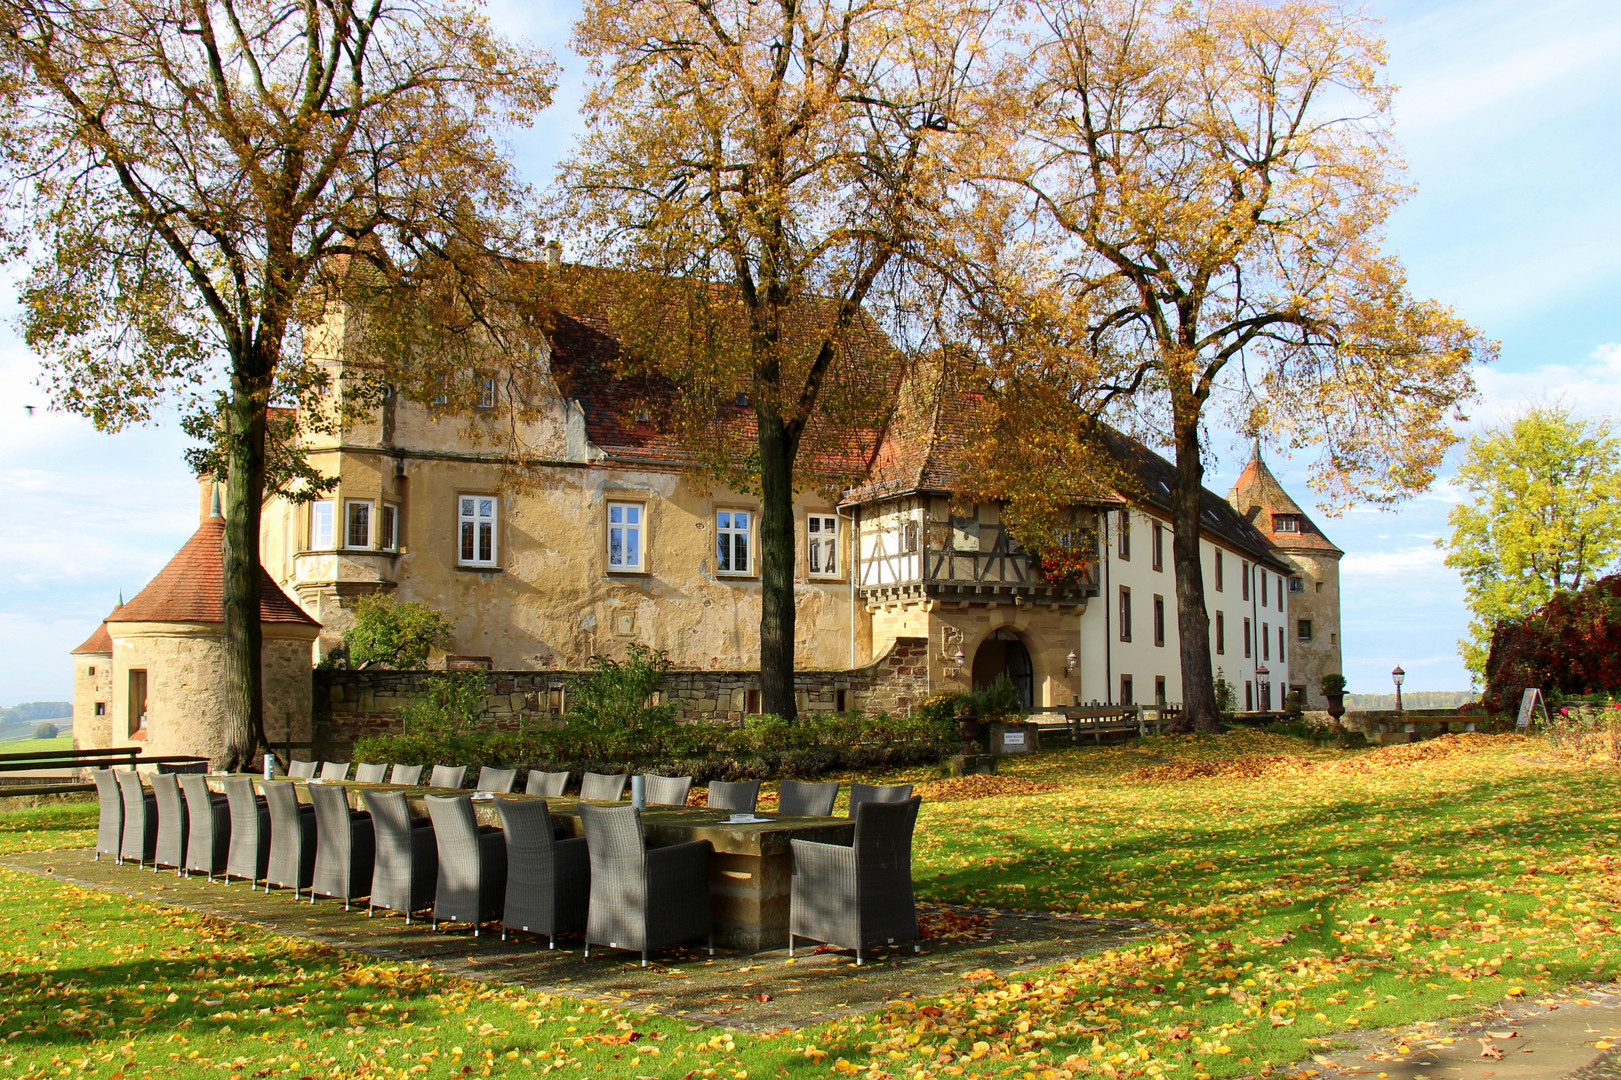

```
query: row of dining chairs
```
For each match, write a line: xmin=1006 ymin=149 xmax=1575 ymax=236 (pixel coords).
xmin=282 ymin=758 xmax=896 ymax=820
xmin=90 ymin=768 xmax=920 ymax=965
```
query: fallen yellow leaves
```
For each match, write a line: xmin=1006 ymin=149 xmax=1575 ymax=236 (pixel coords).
xmin=919 ymin=776 xmax=1062 ymax=800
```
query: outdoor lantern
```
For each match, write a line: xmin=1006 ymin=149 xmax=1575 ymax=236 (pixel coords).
xmin=953 ymin=648 xmax=965 ymax=666
xmin=1065 ymin=651 xmax=1078 ymax=673
xmin=1392 ymin=665 xmax=1406 ymax=712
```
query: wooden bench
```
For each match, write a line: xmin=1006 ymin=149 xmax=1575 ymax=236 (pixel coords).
xmin=0 ymin=747 xmax=211 ymax=798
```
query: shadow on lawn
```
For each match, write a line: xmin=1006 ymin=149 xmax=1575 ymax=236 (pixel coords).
xmin=916 ymin=765 xmax=1617 ymax=973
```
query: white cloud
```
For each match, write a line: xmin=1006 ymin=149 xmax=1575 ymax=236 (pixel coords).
xmin=1341 ymin=544 xmax=1446 ymax=581
xmin=1470 ymin=342 xmax=1621 ymax=427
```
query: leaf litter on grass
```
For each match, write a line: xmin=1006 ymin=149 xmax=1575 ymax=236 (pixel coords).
xmin=7 ymin=731 xmax=1621 ymax=1080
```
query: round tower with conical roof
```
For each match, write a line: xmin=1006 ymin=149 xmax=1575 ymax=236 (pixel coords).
xmin=1227 ymin=443 xmax=1344 ymax=709
xmin=72 ymin=494 xmax=322 ymax=763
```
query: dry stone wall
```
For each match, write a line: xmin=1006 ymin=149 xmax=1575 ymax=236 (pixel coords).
xmin=314 ymin=636 xmax=930 ymax=745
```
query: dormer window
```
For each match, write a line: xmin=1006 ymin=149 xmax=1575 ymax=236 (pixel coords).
xmin=1273 ymin=514 xmax=1304 ymax=533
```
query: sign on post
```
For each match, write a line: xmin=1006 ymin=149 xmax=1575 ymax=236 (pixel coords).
xmin=1516 ymin=688 xmax=1549 ymax=729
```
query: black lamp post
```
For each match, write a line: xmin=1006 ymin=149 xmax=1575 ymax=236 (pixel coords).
xmin=1256 ymin=663 xmax=1270 ymax=710
xmin=1392 ymin=665 xmax=1406 ymax=712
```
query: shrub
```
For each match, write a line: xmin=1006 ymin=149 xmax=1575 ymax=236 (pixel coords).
xmin=33 ymin=722 xmax=59 ymax=740
xmin=352 ymin=706 xmax=958 ymax=783
xmin=1484 ymin=574 xmax=1621 ymax=713
xmin=965 ymin=672 xmax=1022 ymax=719
xmin=344 ymin=594 xmax=454 ymax=669
xmin=396 ymin=672 xmax=489 ymax=737
xmin=1213 ymin=668 xmax=1236 ymax=712
xmin=568 ymin=645 xmax=678 ymax=735
xmin=1321 ymin=672 xmax=1347 ymax=695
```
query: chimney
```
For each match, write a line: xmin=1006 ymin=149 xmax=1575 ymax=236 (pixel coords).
xmin=544 ymin=240 xmax=562 ymax=271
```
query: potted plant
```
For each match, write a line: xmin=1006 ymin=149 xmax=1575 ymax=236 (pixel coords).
xmin=1321 ymin=673 xmax=1347 ymax=729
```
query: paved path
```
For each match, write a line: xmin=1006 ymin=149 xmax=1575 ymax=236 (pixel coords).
xmin=1301 ymin=984 xmax=1621 ymax=1079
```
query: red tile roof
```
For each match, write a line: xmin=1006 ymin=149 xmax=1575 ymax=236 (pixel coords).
xmin=107 ymin=518 xmax=320 ymax=626
xmin=71 ymin=619 xmax=115 ymax=655
xmin=1226 ymin=446 xmax=1344 ymax=556
xmin=545 ymin=267 xmax=902 ymax=478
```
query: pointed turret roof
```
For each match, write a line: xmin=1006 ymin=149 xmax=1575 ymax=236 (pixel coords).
xmin=106 ymin=518 xmax=320 ymax=626
xmin=1226 ymin=443 xmax=1343 ymax=556
xmin=71 ymin=617 xmax=116 ymax=655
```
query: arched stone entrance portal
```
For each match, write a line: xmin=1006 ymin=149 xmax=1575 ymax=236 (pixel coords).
xmin=970 ymin=628 xmax=1034 ymax=709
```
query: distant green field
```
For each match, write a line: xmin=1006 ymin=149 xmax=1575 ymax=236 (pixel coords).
xmin=0 ymin=736 xmax=76 ymax=755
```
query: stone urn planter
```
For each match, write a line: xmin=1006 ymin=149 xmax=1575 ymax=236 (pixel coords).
xmin=1324 ymin=691 xmax=1346 ymax=726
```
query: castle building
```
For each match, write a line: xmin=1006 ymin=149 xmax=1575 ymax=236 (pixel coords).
xmin=71 ymin=275 xmax=1342 ymax=743
xmin=70 ymin=504 xmax=321 ymax=760
xmin=1226 ymin=443 xmax=1345 ymax=709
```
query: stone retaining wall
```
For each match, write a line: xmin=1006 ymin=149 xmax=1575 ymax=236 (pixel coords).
xmin=314 ymin=637 xmax=931 ymax=745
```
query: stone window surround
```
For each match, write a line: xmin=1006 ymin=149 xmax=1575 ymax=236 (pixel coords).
xmin=458 ymin=493 xmax=499 ymax=568
xmin=806 ymin=512 xmax=842 ymax=580
xmin=605 ymin=498 xmax=647 ymax=574
xmin=715 ymin=507 xmax=755 ymax=578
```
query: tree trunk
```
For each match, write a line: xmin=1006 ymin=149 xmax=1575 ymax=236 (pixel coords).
xmin=219 ymin=374 xmax=270 ymax=771
xmin=1169 ymin=412 xmax=1222 ymax=734
xmin=757 ymin=412 xmax=799 ymax=721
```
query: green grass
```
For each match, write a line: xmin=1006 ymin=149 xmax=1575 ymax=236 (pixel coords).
xmin=1 ymin=735 xmax=77 ymax=756
xmin=2 ymin=731 xmax=1619 ymax=1079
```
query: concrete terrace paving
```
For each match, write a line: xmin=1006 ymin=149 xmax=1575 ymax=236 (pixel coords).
xmin=0 ymin=846 xmax=1153 ymax=1033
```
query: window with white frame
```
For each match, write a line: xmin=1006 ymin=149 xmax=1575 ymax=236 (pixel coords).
xmin=476 ymin=375 xmax=497 ymax=409
xmin=309 ymin=500 xmax=334 ymax=550
xmin=807 ymin=514 xmax=838 ymax=577
xmin=607 ymin=502 xmax=643 ymax=571
xmin=458 ymin=495 xmax=497 ymax=566
xmin=345 ymin=500 xmax=372 ymax=549
xmin=716 ymin=510 xmax=752 ymax=575
xmin=379 ymin=503 xmax=400 ymax=552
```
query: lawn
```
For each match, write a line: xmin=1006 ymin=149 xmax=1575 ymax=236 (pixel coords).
xmin=1 ymin=735 xmax=77 ymax=756
xmin=1 ymin=730 xmax=1617 ymax=1080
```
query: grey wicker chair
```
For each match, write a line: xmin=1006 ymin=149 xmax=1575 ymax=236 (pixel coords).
xmin=319 ymin=761 xmax=351 ymax=781
xmin=579 ymin=803 xmax=713 ymax=966
xmin=390 ymin=763 xmax=425 ymax=786
xmin=526 ymin=770 xmax=569 ymax=797
xmin=222 ymin=776 xmax=271 ymax=885
xmin=364 ymin=790 xmax=438 ymax=923
xmin=848 ymin=782 xmax=914 ymax=819
xmin=495 ymin=799 xmax=589 ymax=946
xmin=789 ymin=795 xmax=921 ymax=965
xmin=429 ymin=764 xmax=467 ymax=789
xmin=426 ymin=795 xmax=508 ymax=935
xmin=643 ymin=774 xmax=693 ymax=806
xmin=92 ymin=769 xmax=124 ymax=861
xmin=265 ymin=781 xmax=318 ymax=898
xmin=579 ymin=772 xmax=628 ymax=801
xmin=353 ymin=762 xmax=389 ymax=783
xmin=310 ymin=782 xmax=375 ymax=909
xmin=287 ymin=759 xmax=318 ymax=779
xmin=474 ymin=767 xmax=518 ymax=793
xmin=115 ymin=769 xmax=157 ymax=867
xmin=778 ymin=780 xmax=840 ymax=817
xmin=706 ymin=780 xmax=761 ymax=814
xmin=150 ymin=773 xmax=190 ymax=875
xmin=180 ymin=774 xmax=231 ymax=880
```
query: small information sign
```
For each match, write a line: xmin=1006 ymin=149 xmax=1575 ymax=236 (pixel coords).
xmin=1516 ymin=688 xmax=1548 ymax=729
xmin=1003 ymin=731 xmax=1026 ymax=746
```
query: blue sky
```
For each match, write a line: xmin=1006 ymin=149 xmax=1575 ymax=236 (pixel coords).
xmin=2 ymin=0 xmax=1618 ymax=706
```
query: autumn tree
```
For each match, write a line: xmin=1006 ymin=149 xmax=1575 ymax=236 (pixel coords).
xmin=961 ymin=0 xmax=1492 ymax=731
xmin=0 ymin=0 xmax=554 ymax=768
xmin=1442 ymin=406 xmax=1621 ymax=678
xmin=561 ymin=0 xmax=998 ymax=719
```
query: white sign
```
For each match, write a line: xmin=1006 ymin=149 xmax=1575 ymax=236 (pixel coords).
xmin=1003 ymin=731 xmax=1026 ymax=746
xmin=1517 ymin=688 xmax=1548 ymax=729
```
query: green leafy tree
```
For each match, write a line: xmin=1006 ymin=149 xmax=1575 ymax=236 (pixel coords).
xmin=0 ymin=1 xmax=555 ymax=770
xmin=1441 ymin=406 xmax=1621 ymax=678
xmin=343 ymin=595 xmax=455 ymax=670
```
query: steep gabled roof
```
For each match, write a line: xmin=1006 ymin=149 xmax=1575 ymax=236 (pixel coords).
xmin=544 ymin=266 xmax=903 ymax=478
xmin=844 ymin=369 xmax=1290 ymax=569
xmin=1226 ymin=443 xmax=1344 ymax=556
xmin=108 ymin=518 xmax=320 ymax=627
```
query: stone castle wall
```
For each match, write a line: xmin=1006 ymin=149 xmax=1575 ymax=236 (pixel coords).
xmin=313 ymin=636 xmax=931 ymax=746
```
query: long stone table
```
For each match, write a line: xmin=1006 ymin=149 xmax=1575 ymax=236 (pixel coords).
xmin=205 ymin=776 xmax=856 ymax=950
